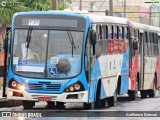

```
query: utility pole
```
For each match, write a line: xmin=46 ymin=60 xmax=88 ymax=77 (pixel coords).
xmin=123 ymin=0 xmax=126 ymax=17
xmin=109 ymin=0 xmax=113 ymax=16
xmin=149 ymin=6 xmax=152 ymax=25
xmin=80 ymin=0 xmax=82 ymax=10
xmin=51 ymin=0 xmax=57 ymax=10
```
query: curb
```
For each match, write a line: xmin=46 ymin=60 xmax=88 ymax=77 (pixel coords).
xmin=0 ymin=98 xmax=22 ymax=108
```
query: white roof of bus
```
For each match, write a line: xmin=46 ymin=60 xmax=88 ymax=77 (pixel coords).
xmin=86 ymin=14 xmax=129 ymax=25
xmin=131 ymin=21 xmax=160 ymax=33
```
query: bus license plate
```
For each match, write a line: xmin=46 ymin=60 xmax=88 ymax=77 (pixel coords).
xmin=38 ymin=97 xmax=51 ymax=101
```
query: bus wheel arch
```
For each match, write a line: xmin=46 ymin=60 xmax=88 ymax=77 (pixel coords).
xmin=94 ymin=79 xmax=106 ymax=108
xmin=117 ymin=76 xmax=121 ymax=95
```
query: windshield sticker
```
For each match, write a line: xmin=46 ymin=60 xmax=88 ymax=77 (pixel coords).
xmin=48 ymin=68 xmax=57 ymax=77
xmin=16 ymin=66 xmax=44 ymax=72
xmin=51 ymin=57 xmax=58 ymax=64
xmin=18 ymin=60 xmax=27 ymax=64
xmin=13 ymin=57 xmax=19 ymax=64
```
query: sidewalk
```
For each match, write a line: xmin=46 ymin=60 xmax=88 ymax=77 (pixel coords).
xmin=0 ymin=88 xmax=22 ymax=108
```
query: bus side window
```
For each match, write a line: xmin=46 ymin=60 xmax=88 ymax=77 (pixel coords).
xmin=119 ymin=26 xmax=123 ymax=54
xmin=113 ymin=25 xmax=119 ymax=54
xmin=102 ymin=25 xmax=106 ymax=39
xmin=158 ymin=34 xmax=160 ymax=56
xmin=151 ymin=33 xmax=153 ymax=56
xmin=107 ymin=25 xmax=113 ymax=54
xmin=106 ymin=26 xmax=108 ymax=39
xmin=96 ymin=25 xmax=102 ymax=40
xmin=144 ymin=32 xmax=149 ymax=56
xmin=152 ymin=33 xmax=156 ymax=56
xmin=96 ymin=40 xmax=102 ymax=58
xmin=132 ymin=28 xmax=135 ymax=38
xmin=156 ymin=33 xmax=159 ymax=56
xmin=96 ymin=25 xmax=102 ymax=58
xmin=134 ymin=29 xmax=139 ymax=52
xmin=99 ymin=25 xmax=102 ymax=39
xmin=123 ymin=26 xmax=128 ymax=53
xmin=148 ymin=32 xmax=152 ymax=56
xmin=84 ymin=36 xmax=89 ymax=72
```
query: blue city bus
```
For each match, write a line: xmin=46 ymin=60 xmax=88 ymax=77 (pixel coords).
xmin=4 ymin=11 xmax=131 ymax=109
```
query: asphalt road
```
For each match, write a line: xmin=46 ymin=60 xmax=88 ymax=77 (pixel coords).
xmin=0 ymin=91 xmax=160 ymax=120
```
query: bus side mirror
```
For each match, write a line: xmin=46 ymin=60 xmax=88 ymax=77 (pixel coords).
xmin=90 ymin=30 xmax=97 ymax=45
xmin=133 ymin=40 xmax=138 ymax=50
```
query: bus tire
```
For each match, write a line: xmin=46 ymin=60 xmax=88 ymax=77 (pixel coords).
xmin=148 ymin=75 xmax=156 ymax=98
xmin=94 ymin=81 xmax=106 ymax=108
xmin=22 ymin=100 xmax=35 ymax=109
xmin=107 ymin=93 xmax=117 ymax=107
xmin=140 ymin=90 xmax=147 ymax=99
xmin=56 ymin=102 xmax=65 ymax=109
xmin=128 ymin=78 xmax=139 ymax=101
xmin=83 ymin=102 xmax=94 ymax=110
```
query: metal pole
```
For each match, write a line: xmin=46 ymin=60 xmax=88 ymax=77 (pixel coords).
xmin=149 ymin=6 xmax=152 ymax=25
xmin=124 ymin=0 xmax=126 ymax=17
xmin=109 ymin=0 xmax=113 ymax=16
xmin=80 ymin=0 xmax=82 ymax=10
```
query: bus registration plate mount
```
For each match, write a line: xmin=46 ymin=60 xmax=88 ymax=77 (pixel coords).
xmin=38 ymin=97 xmax=51 ymax=101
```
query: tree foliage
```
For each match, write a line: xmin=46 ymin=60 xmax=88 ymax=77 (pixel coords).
xmin=0 ymin=0 xmax=51 ymax=25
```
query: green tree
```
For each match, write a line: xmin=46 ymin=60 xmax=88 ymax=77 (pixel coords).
xmin=0 ymin=0 xmax=51 ymax=25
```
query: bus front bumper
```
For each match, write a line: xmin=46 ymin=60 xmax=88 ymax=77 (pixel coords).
xmin=7 ymin=87 xmax=88 ymax=102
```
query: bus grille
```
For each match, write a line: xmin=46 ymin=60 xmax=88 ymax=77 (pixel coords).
xmin=28 ymin=83 xmax=61 ymax=91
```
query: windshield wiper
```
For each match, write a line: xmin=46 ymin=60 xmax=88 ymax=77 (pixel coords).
xmin=25 ymin=27 xmax=33 ymax=58
xmin=66 ymin=27 xmax=76 ymax=58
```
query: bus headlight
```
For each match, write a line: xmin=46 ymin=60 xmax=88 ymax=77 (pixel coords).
xmin=69 ymin=86 xmax=74 ymax=92
xmin=17 ymin=84 xmax=26 ymax=91
xmin=74 ymin=84 xmax=81 ymax=91
xmin=11 ymin=81 xmax=17 ymax=88
xmin=64 ymin=81 xmax=84 ymax=92
xmin=9 ymin=79 xmax=26 ymax=90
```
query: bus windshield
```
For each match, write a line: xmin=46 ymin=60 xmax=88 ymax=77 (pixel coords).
xmin=12 ymin=29 xmax=83 ymax=78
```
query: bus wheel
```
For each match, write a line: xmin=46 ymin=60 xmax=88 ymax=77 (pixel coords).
xmin=46 ymin=102 xmax=56 ymax=109
xmin=140 ymin=90 xmax=147 ymax=99
xmin=22 ymin=100 xmax=35 ymax=109
xmin=56 ymin=102 xmax=65 ymax=109
xmin=94 ymin=82 xmax=106 ymax=108
xmin=107 ymin=94 xmax=117 ymax=107
xmin=83 ymin=102 xmax=94 ymax=110
xmin=148 ymin=76 xmax=156 ymax=98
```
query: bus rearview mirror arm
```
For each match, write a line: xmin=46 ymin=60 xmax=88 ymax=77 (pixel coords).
xmin=3 ymin=36 xmax=8 ymax=52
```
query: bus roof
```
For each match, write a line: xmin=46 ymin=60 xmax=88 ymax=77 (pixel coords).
xmin=86 ymin=14 xmax=129 ymax=25
xmin=131 ymin=21 xmax=160 ymax=33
